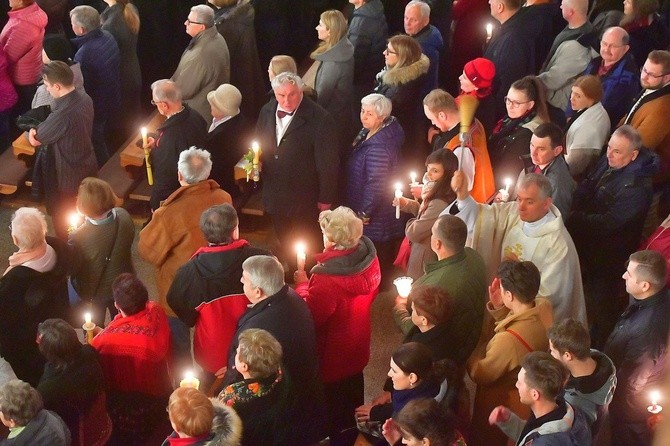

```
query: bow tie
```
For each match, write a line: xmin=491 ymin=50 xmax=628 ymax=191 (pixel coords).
xmin=277 ymin=109 xmax=294 ymax=119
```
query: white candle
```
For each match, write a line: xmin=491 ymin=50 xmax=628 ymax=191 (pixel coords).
xmin=82 ymin=312 xmax=96 ymax=344
xmin=141 ymin=127 xmax=148 ymax=147
xmin=504 ymin=178 xmax=512 ymax=194
xmin=84 ymin=312 xmax=92 ymax=325
xmin=179 ymin=370 xmax=200 ymax=390
xmin=410 ymin=171 xmax=418 ymax=186
xmin=486 ymin=23 xmax=493 ymax=42
xmin=393 ymin=276 xmax=414 ymax=298
xmin=648 ymin=390 xmax=663 ymax=414
xmin=395 ymin=183 xmax=403 ymax=219
xmin=296 ymin=242 xmax=306 ymax=271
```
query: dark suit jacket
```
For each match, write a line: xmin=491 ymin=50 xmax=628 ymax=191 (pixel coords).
xmin=203 ymin=114 xmax=249 ymax=199
xmin=256 ymin=97 xmax=339 ymax=217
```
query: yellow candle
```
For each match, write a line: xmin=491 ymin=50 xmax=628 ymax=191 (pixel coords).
xmin=296 ymin=242 xmax=306 ymax=271
xmin=141 ymin=127 xmax=148 ymax=147
xmin=82 ymin=312 xmax=96 ymax=344
xmin=251 ymin=141 xmax=260 ymax=164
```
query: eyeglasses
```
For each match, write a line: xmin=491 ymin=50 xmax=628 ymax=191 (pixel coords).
xmin=600 ymin=41 xmax=624 ymax=50
xmin=641 ymin=66 xmax=668 ymax=79
xmin=504 ymin=97 xmax=531 ymax=108
xmin=150 ymin=99 xmax=165 ymax=106
xmin=384 ymin=48 xmax=397 ymax=55
xmin=185 ymin=18 xmax=205 ymax=26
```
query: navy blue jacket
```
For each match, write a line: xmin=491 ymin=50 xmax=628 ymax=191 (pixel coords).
xmin=567 ymin=147 xmax=658 ymax=270
xmin=72 ymin=28 xmax=120 ymax=123
xmin=345 ymin=117 xmax=405 ymax=243
xmin=412 ymin=24 xmax=443 ymax=96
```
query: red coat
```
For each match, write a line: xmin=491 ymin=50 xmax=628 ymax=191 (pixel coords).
xmin=295 ymin=236 xmax=381 ymax=383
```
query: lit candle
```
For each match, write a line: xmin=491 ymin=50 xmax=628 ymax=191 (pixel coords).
xmin=486 ymin=23 xmax=493 ymax=42
xmin=251 ymin=141 xmax=260 ymax=164
xmin=179 ymin=370 xmax=200 ymax=390
xmin=498 ymin=177 xmax=512 ymax=202
xmin=394 ymin=276 xmax=414 ymax=298
xmin=504 ymin=178 xmax=512 ymax=194
xmin=251 ymin=141 xmax=260 ymax=182
xmin=68 ymin=213 xmax=81 ymax=233
xmin=410 ymin=171 xmax=418 ymax=186
xmin=395 ymin=183 xmax=403 ymax=219
xmin=296 ymin=241 xmax=306 ymax=271
xmin=141 ymin=127 xmax=148 ymax=147
xmin=82 ymin=312 xmax=96 ymax=344
xmin=648 ymin=390 xmax=663 ymax=414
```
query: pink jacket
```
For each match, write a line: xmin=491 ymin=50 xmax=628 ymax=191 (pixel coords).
xmin=0 ymin=3 xmax=47 ymax=86
xmin=0 ymin=49 xmax=17 ymax=111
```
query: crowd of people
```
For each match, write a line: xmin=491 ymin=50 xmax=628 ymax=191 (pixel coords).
xmin=0 ymin=0 xmax=669 ymax=445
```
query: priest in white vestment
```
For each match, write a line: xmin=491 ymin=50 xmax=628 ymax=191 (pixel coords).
xmin=441 ymin=171 xmax=586 ymax=324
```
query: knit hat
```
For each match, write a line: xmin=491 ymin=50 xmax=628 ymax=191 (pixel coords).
xmin=42 ymin=34 xmax=74 ymax=63
xmin=463 ymin=58 xmax=495 ymax=91
xmin=207 ymin=84 xmax=241 ymax=117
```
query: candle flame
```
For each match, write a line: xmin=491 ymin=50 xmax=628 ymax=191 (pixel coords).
xmin=68 ymin=213 xmax=81 ymax=230
xmin=394 ymin=276 xmax=414 ymax=298
xmin=251 ymin=141 xmax=260 ymax=152
xmin=295 ymin=241 xmax=306 ymax=254
xmin=84 ymin=312 xmax=92 ymax=324
xmin=184 ymin=370 xmax=195 ymax=381
xmin=410 ymin=171 xmax=417 ymax=181
xmin=651 ymin=390 xmax=661 ymax=405
xmin=504 ymin=178 xmax=512 ymax=187
xmin=140 ymin=127 xmax=147 ymax=137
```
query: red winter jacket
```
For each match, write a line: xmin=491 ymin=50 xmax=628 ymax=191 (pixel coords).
xmin=0 ymin=3 xmax=47 ymax=86
xmin=295 ymin=236 xmax=381 ymax=383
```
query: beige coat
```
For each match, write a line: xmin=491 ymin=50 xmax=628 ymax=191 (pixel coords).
xmin=138 ymin=180 xmax=231 ymax=316
xmin=467 ymin=298 xmax=554 ymax=446
xmin=401 ymin=197 xmax=448 ymax=279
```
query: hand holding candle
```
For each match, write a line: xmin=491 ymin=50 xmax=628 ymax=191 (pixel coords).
xmin=394 ymin=277 xmax=414 ymax=298
xmin=180 ymin=370 xmax=200 ymax=390
xmin=141 ymin=127 xmax=154 ymax=185
xmin=296 ymin=242 xmax=306 ymax=272
xmin=395 ymin=183 xmax=403 ymax=219
xmin=82 ymin=312 xmax=96 ymax=344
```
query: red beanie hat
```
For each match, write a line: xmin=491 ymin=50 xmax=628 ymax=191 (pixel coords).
xmin=464 ymin=58 xmax=496 ymax=91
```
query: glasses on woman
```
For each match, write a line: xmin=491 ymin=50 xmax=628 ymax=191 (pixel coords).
xmin=383 ymin=48 xmax=397 ymax=55
xmin=504 ymin=97 xmax=531 ymax=108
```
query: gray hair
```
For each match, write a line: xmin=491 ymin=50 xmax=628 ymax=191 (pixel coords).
xmin=518 ymin=173 xmax=554 ymax=200
xmin=603 ymin=26 xmax=630 ymax=45
xmin=190 ymin=5 xmax=215 ymax=28
xmin=242 ymin=255 xmax=285 ymax=297
xmin=70 ymin=5 xmax=101 ymax=32
xmin=151 ymin=79 xmax=182 ymax=103
xmin=199 ymin=204 xmax=238 ymax=244
xmin=0 ymin=380 xmax=43 ymax=426
xmin=319 ymin=206 xmax=363 ymax=250
xmin=271 ymin=71 xmax=305 ymax=90
xmin=361 ymin=93 xmax=392 ymax=119
xmin=178 ymin=147 xmax=212 ymax=184
xmin=11 ymin=207 xmax=47 ymax=250
xmin=613 ymin=125 xmax=643 ymax=152
xmin=406 ymin=0 xmax=431 ymax=19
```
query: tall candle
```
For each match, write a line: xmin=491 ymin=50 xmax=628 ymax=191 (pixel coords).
xmin=141 ymin=127 xmax=148 ymax=147
xmin=296 ymin=242 xmax=306 ymax=271
xmin=251 ymin=141 xmax=260 ymax=164
xmin=395 ymin=183 xmax=403 ymax=219
xmin=486 ymin=23 xmax=493 ymax=42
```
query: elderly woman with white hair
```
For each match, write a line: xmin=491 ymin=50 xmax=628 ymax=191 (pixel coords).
xmin=294 ymin=206 xmax=381 ymax=440
xmin=345 ymin=93 xmax=405 ymax=287
xmin=0 ymin=207 xmax=69 ymax=387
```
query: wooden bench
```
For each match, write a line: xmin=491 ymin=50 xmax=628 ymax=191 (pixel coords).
xmin=0 ymin=140 xmax=30 ymax=195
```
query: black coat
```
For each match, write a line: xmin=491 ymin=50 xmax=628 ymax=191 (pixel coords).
xmin=167 ymin=242 xmax=269 ymax=327
xmin=223 ymin=285 xmax=327 ymax=445
xmin=150 ymin=105 xmax=207 ymax=210
xmin=202 ymin=114 xmax=249 ymax=200
xmin=0 ymin=237 xmax=70 ymax=386
xmin=257 ymin=97 xmax=339 ymax=216
xmin=605 ymin=289 xmax=670 ymax=424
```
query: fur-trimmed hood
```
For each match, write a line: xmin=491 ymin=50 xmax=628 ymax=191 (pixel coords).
xmin=205 ymin=399 xmax=243 ymax=446
xmin=380 ymin=54 xmax=429 ymax=86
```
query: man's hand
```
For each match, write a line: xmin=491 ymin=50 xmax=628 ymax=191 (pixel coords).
xmin=144 ymin=136 xmax=156 ymax=150
xmin=293 ymin=270 xmax=308 ymax=285
xmin=28 ymin=128 xmax=41 ymax=147
xmin=488 ymin=277 xmax=504 ymax=309
xmin=451 ymin=170 xmax=469 ymax=200
xmin=317 ymin=202 xmax=331 ymax=212
xmin=489 ymin=406 xmax=511 ymax=425
xmin=214 ymin=366 xmax=227 ymax=379
xmin=354 ymin=404 xmax=374 ymax=422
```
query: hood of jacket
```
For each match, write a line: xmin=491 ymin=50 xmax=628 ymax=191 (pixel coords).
xmin=310 ymin=235 xmax=380 ymax=294
xmin=353 ymin=0 xmax=385 ymax=18
xmin=204 ymin=399 xmax=243 ymax=446
xmin=313 ymin=37 xmax=354 ymax=63
xmin=189 ymin=241 xmax=267 ymax=280
xmin=8 ymin=3 xmax=47 ymax=29
xmin=381 ymin=54 xmax=429 ymax=86
xmin=521 ymin=401 xmax=591 ymax=446
xmin=619 ymin=146 xmax=659 ymax=179
xmin=565 ymin=349 xmax=617 ymax=407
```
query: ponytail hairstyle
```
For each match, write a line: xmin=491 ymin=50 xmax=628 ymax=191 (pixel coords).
xmin=510 ymin=76 xmax=549 ymax=124
xmin=116 ymin=0 xmax=140 ymax=34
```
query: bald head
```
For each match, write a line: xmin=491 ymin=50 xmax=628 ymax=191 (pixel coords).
xmin=600 ymin=27 xmax=630 ymax=66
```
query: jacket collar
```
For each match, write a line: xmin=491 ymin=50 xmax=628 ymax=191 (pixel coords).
xmin=424 ymin=249 xmax=466 ymax=273
xmin=160 ymin=179 xmax=222 ymax=208
xmin=190 ymin=239 xmax=250 ymax=260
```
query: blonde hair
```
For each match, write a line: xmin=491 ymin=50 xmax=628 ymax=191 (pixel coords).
xmin=269 ymin=55 xmax=297 ymax=80
xmin=76 ymin=177 xmax=117 ymax=218
xmin=168 ymin=387 xmax=213 ymax=437
xmin=237 ymin=328 xmax=283 ymax=378
xmin=388 ymin=35 xmax=423 ymax=69
xmin=311 ymin=10 xmax=348 ymax=58
xmin=319 ymin=206 xmax=363 ymax=250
